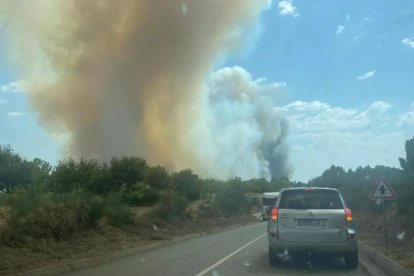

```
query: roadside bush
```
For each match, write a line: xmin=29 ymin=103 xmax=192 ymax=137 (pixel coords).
xmin=1 ymin=190 xmax=106 ymax=244
xmin=80 ymin=192 xmax=105 ymax=225
xmin=120 ymin=182 xmax=158 ymax=207
xmin=171 ymin=169 xmax=201 ymax=201
xmin=397 ymin=182 xmax=414 ymax=218
xmin=0 ymin=193 xmax=7 ymax=206
xmin=214 ymin=180 xmax=252 ymax=215
xmin=103 ymin=193 xmax=133 ymax=227
xmin=340 ymin=186 xmax=372 ymax=212
xmin=250 ymin=196 xmax=260 ymax=208
xmin=197 ymin=202 xmax=218 ymax=218
xmin=151 ymin=192 xmax=189 ymax=222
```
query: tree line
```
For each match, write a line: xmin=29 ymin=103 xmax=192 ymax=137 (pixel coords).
xmin=307 ymin=137 xmax=414 ymax=218
xmin=0 ymin=135 xmax=413 ymax=244
xmin=0 ymin=144 xmax=299 ymax=244
xmin=0 ymin=144 xmax=298 ymax=205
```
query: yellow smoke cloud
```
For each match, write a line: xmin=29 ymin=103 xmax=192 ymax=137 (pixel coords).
xmin=3 ymin=0 xmax=269 ymax=173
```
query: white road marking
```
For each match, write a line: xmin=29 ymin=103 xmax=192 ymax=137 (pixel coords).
xmin=194 ymin=233 xmax=267 ymax=276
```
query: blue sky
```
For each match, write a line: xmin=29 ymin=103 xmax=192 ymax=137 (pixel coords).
xmin=1 ymin=0 xmax=414 ymax=181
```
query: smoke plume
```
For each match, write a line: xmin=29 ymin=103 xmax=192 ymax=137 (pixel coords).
xmin=2 ymin=0 xmax=291 ymax=179
xmin=204 ymin=66 xmax=291 ymax=179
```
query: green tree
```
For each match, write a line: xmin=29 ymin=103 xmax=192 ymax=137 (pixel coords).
xmin=398 ymin=137 xmax=414 ymax=217
xmin=77 ymin=159 xmax=110 ymax=194
xmin=271 ymin=177 xmax=292 ymax=191
xmin=49 ymin=158 xmax=79 ymax=193
xmin=0 ymin=145 xmax=46 ymax=192
xmin=201 ymin=178 xmax=222 ymax=201
xmin=146 ymin=166 xmax=170 ymax=190
xmin=121 ymin=182 xmax=158 ymax=206
xmin=214 ymin=178 xmax=251 ymax=215
xmin=30 ymin=158 xmax=52 ymax=187
xmin=399 ymin=137 xmax=414 ymax=179
xmin=109 ymin=157 xmax=148 ymax=190
xmin=308 ymin=165 xmax=346 ymax=189
xmin=171 ymin=169 xmax=201 ymax=201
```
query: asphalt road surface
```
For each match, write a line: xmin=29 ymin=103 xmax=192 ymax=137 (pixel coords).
xmin=68 ymin=222 xmax=371 ymax=276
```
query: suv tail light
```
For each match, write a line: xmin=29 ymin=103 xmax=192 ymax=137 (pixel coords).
xmin=344 ymin=208 xmax=352 ymax=222
xmin=271 ymin=208 xmax=278 ymax=221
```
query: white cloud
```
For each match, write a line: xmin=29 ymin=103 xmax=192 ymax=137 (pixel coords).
xmin=397 ymin=102 xmax=414 ymax=126
xmin=277 ymin=0 xmax=299 ymax=17
xmin=366 ymin=101 xmax=392 ymax=113
xmin=353 ymin=33 xmax=365 ymax=40
xmin=7 ymin=112 xmax=26 ymax=116
xmin=346 ymin=14 xmax=351 ymax=21
xmin=402 ymin=38 xmax=414 ymax=48
xmin=363 ymin=17 xmax=371 ymax=21
xmin=278 ymin=100 xmax=391 ymax=132
xmin=357 ymin=70 xmax=375 ymax=80
xmin=0 ymin=99 xmax=7 ymax=104
xmin=278 ymin=100 xmax=410 ymax=182
xmin=336 ymin=25 xmax=345 ymax=34
xmin=0 ymin=80 xmax=27 ymax=93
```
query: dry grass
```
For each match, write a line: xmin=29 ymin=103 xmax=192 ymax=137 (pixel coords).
xmin=0 ymin=207 xmax=7 ymax=229
xmin=354 ymin=205 xmax=414 ymax=273
xmin=0 ymin=209 xmax=255 ymax=275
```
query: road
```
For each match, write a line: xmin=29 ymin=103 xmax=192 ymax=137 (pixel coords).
xmin=67 ymin=222 xmax=371 ymax=276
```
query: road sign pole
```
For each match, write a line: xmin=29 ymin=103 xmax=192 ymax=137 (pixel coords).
xmin=381 ymin=199 xmax=388 ymax=249
xmin=369 ymin=176 xmax=397 ymax=250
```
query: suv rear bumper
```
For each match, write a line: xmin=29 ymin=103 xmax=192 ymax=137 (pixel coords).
xmin=268 ymin=235 xmax=357 ymax=253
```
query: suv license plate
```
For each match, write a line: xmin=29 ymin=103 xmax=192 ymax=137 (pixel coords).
xmin=297 ymin=219 xmax=327 ymax=227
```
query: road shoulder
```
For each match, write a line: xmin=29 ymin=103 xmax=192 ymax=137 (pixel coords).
xmin=21 ymin=219 xmax=260 ymax=276
xmin=359 ymin=241 xmax=413 ymax=276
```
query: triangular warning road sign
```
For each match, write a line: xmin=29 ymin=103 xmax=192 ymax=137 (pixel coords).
xmin=369 ymin=177 xmax=397 ymax=200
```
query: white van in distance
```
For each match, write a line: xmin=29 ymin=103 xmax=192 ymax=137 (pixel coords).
xmin=261 ymin=192 xmax=280 ymax=221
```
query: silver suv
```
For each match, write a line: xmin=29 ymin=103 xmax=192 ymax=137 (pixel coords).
xmin=267 ymin=187 xmax=358 ymax=269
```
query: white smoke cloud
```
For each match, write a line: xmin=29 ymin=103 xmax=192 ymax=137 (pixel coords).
xmin=198 ymin=66 xmax=291 ymax=180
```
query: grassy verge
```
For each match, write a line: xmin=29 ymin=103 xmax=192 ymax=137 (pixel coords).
xmin=0 ymin=211 xmax=256 ymax=274
xmin=354 ymin=208 xmax=414 ymax=273
xmin=0 ymin=188 xmax=258 ymax=274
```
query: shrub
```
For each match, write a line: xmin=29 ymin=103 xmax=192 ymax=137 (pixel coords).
xmin=79 ymin=192 xmax=105 ymax=225
xmin=1 ymin=190 xmax=106 ymax=244
xmin=197 ymin=202 xmax=218 ymax=218
xmin=103 ymin=193 xmax=133 ymax=227
xmin=109 ymin=157 xmax=148 ymax=189
xmin=146 ymin=166 xmax=170 ymax=190
xmin=250 ymin=196 xmax=260 ymax=208
xmin=151 ymin=192 xmax=189 ymax=222
xmin=213 ymin=180 xmax=252 ymax=215
xmin=397 ymin=181 xmax=414 ymax=217
xmin=120 ymin=182 xmax=158 ymax=207
xmin=171 ymin=169 xmax=201 ymax=201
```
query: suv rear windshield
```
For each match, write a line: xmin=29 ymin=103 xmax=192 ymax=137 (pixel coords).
xmin=279 ymin=190 xmax=343 ymax=209
xmin=262 ymin=197 xmax=277 ymax=206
